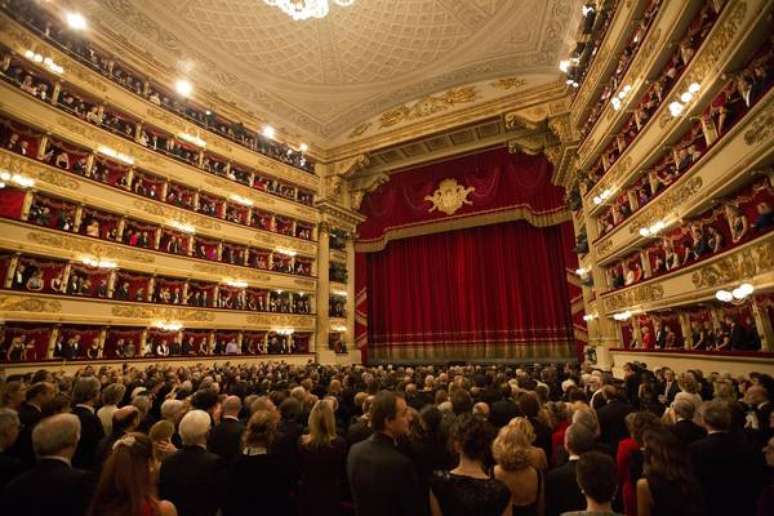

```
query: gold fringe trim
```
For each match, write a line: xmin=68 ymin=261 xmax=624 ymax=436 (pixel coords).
xmin=356 ymin=205 xmax=571 ymax=253
xmin=368 ymin=340 xmax=574 ymax=360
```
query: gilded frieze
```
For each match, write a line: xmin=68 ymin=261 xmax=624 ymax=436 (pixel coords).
xmin=627 ymin=177 xmax=703 ymax=234
xmin=626 ymin=27 xmax=661 ymax=82
xmin=110 ymin=305 xmax=215 ymax=322
xmin=26 ymin=231 xmax=155 ymax=263
xmin=132 ymin=200 xmax=222 ymax=231
xmin=253 ymin=234 xmax=317 ymax=255
xmin=0 ymin=152 xmax=79 ymax=190
xmin=0 ymin=295 xmax=62 ymax=313
xmin=602 ymin=284 xmax=665 ymax=312
xmin=192 ymin=262 xmax=272 ymax=282
xmin=594 ymin=237 xmax=614 ymax=257
xmin=490 ymin=77 xmax=527 ymax=90
xmin=245 ymin=313 xmax=315 ymax=329
xmin=294 ymin=279 xmax=315 ymax=288
xmin=378 ymin=87 xmax=479 ymax=129
xmin=203 ymin=176 xmax=275 ymax=204
xmin=589 ymin=156 xmax=633 ymax=201
xmin=691 ymin=238 xmax=773 ymax=288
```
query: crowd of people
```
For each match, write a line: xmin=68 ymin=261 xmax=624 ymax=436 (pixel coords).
xmin=0 ymin=360 xmax=771 ymax=516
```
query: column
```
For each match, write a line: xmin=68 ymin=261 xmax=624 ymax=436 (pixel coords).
xmin=678 ymin=312 xmax=692 ymax=350
xmin=47 ymin=326 xmax=60 ymax=360
xmin=73 ymin=205 xmax=85 ymax=232
xmin=116 ymin=217 xmax=127 ymax=241
xmin=36 ymin=135 xmax=49 ymax=160
xmin=20 ymin=190 xmax=35 ymax=221
xmin=631 ymin=320 xmax=643 ymax=350
xmin=346 ymin=233 xmax=359 ymax=363
xmin=97 ymin=328 xmax=107 ymax=359
xmin=5 ymin=255 xmax=19 ymax=288
xmin=315 ymin=222 xmax=331 ymax=362
xmin=50 ymin=81 xmax=61 ymax=106
xmin=182 ymin=281 xmax=190 ymax=305
xmin=85 ymin=153 xmax=96 ymax=178
xmin=107 ymin=270 xmax=117 ymax=298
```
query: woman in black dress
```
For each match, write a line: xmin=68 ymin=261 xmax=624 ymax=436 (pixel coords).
xmin=430 ymin=413 xmax=511 ymax=516
xmin=297 ymin=399 xmax=348 ymax=516
xmin=635 ymin=428 xmax=703 ymax=516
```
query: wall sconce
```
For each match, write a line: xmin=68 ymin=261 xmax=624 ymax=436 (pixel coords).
xmin=0 ymin=170 xmax=35 ymax=189
xmin=638 ymin=220 xmax=668 ymax=237
xmin=715 ymin=282 xmax=754 ymax=304
xmin=275 ymin=247 xmax=297 ymax=257
xmin=154 ymin=321 xmax=183 ymax=332
xmin=229 ymin=193 xmax=254 ymax=207
xmin=97 ymin=145 xmax=134 ymax=165
xmin=613 ymin=311 xmax=632 ymax=321
xmin=178 ymin=132 xmax=206 ymax=148
xmin=582 ymin=313 xmax=598 ymax=322
xmin=223 ymin=278 xmax=248 ymax=288
xmin=168 ymin=220 xmax=196 ymax=234
xmin=80 ymin=256 xmax=118 ymax=269
xmin=331 ymin=325 xmax=347 ymax=332
xmin=332 ymin=290 xmax=348 ymax=297
xmin=667 ymin=82 xmax=701 ymax=118
xmin=275 ymin=328 xmax=295 ymax=336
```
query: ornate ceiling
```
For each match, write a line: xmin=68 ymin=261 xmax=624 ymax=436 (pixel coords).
xmin=83 ymin=0 xmax=581 ymax=147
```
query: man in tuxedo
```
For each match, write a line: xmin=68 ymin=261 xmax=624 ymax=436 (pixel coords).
xmin=71 ymin=376 xmax=105 ymax=471
xmin=0 ymin=414 xmax=94 ymax=516
xmin=159 ymin=410 xmax=224 ymax=516
xmin=347 ymin=390 xmax=422 ymax=516
xmin=489 ymin=383 xmax=521 ymax=428
xmin=669 ymin=398 xmax=706 ymax=446
xmin=659 ymin=368 xmax=680 ymax=406
xmin=546 ymin=423 xmax=595 ymax=516
xmin=208 ymin=396 xmax=244 ymax=462
xmin=690 ymin=399 xmax=767 ymax=516
xmin=654 ymin=322 xmax=667 ymax=350
xmin=595 ymin=385 xmax=634 ymax=454
xmin=744 ymin=385 xmax=772 ymax=443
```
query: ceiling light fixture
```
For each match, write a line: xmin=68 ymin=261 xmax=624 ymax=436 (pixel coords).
xmin=263 ymin=0 xmax=355 ymax=21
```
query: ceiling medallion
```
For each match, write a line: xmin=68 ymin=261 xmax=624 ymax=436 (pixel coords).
xmin=425 ymin=179 xmax=476 ymax=216
xmin=262 ymin=0 xmax=355 ymax=21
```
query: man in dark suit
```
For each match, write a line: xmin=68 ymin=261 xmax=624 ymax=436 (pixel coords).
xmin=660 ymin=368 xmax=680 ymax=406
xmin=0 ymin=413 xmax=94 ymax=516
xmin=489 ymin=383 xmax=522 ymax=428
xmin=654 ymin=322 xmax=667 ymax=349
xmin=71 ymin=376 xmax=105 ymax=471
xmin=347 ymin=390 xmax=422 ymax=516
xmin=546 ymin=423 xmax=595 ymax=516
xmin=0 ymin=409 xmax=23 ymax=490
xmin=669 ymin=398 xmax=706 ymax=446
xmin=160 ymin=409 xmax=224 ymax=516
xmin=595 ymin=385 xmax=634 ymax=454
xmin=208 ymin=396 xmax=244 ymax=462
xmin=690 ymin=399 xmax=767 ymax=516
xmin=8 ymin=382 xmax=56 ymax=467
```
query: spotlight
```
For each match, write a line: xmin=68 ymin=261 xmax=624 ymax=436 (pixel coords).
xmin=66 ymin=12 xmax=87 ymax=30
xmin=175 ymin=79 xmax=193 ymax=97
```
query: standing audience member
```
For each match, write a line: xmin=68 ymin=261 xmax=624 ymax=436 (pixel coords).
xmin=596 ymin=386 xmax=635 ymax=454
xmin=88 ymin=432 xmax=177 ymax=516
xmin=0 ymin=414 xmax=94 ymax=516
xmin=72 ymin=376 xmax=105 ymax=471
xmin=159 ymin=410 xmax=223 ymax=516
xmin=668 ymin=398 xmax=706 ymax=446
xmin=562 ymin=451 xmax=622 ymax=516
xmin=636 ymin=429 xmax=703 ymax=516
xmin=545 ymin=423 xmax=594 ymax=516
xmin=97 ymin=406 xmax=140 ymax=465
xmin=0 ymin=409 xmax=23 ymax=490
xmin=298 ymin=399 xmax=348 ymax=516
xmin=690 ymin=399 xmax=766 ymax=516
xmin=97 ymin=383 xmax=126 ymax=435
xmin=347 ymin=390 xmax=422 ymax=516
xmin=617 ymin=412 xmax=663 ymax=516
xmin=492 ymin=417 xmax=544 ymax=516
xmin=431 ymin=413 xmax=511 ymax=516
xmin=222 ymin=409 xmax=294 ymax=516
xmin=208 ymin=396 xmax=244 ymax=462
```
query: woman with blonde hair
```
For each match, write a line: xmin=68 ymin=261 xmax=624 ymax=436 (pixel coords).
xmin=88 ymin=432 xmax=177 ymax=516
xmin=297 ymin=399 xmax=347 ymax=516
xmin=492 ymin=417 xmax=545 ymax=516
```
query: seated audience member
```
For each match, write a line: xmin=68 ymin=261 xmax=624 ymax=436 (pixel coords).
xmin=159 ymin=410 xmax=222 ymax=516
xmin=297 ymin=399 xmax=348 ymax=516
xmin=492 ymin=417 xmax=545 ymax=515
xmin=562 ymin=451 xmax=622 ymax=516
xmin=636 ymin=429 xmax=703 ymax=516
xmin=0 ymin=414 xmax=94 ymax=516
xmin=88 ymin=432 xmax=177 ymax=516
xmin=546 ymin=423 xmax=595 ymax=516
xmin=348 ymin=390 xmax=422 ymax=516
xmin=690 ymin=400 xmax=767 ymax=516
xmin=207 ymin=396 xmax=244 ymax=462
xmin=431 ymin=413 xmax=511 ymax=516
xmin=0 ymin=409 xmax=23 ymax=490
xmin=222 ymin=410 xmax=294 ymax=516
xmin=668 ymin=398 xmax=706 ymax=446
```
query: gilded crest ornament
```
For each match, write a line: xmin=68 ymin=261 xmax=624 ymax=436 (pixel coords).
xmin=425 ymin=179 xmax=475 ymax=216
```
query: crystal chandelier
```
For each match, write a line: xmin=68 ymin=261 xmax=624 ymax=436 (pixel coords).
xmin=263 ymin=0 xmax=355 ymax=21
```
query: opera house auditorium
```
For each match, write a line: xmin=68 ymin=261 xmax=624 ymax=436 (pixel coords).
xmin=0 ymin=0 xmax=772 ymax=515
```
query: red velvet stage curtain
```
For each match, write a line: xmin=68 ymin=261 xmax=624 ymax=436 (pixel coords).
xmin=365 ymin=219 xmax=575 ymax=362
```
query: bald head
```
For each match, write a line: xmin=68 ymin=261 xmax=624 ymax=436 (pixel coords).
xmin=222 ymin=395 xmax=242 ymax=417
xmin=33 ymin=414 xmax=80 ymax=459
